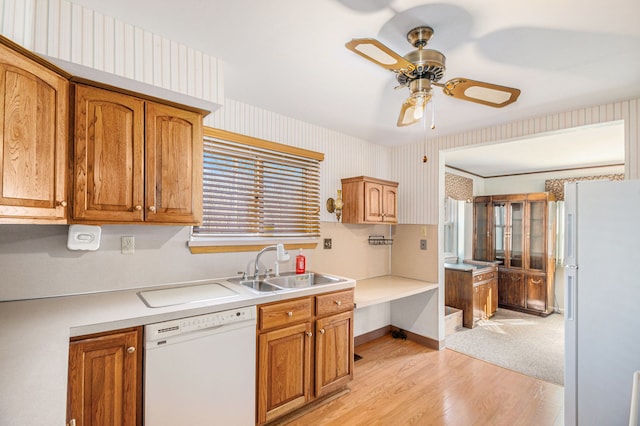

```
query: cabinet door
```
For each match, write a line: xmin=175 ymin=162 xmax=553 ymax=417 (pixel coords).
xmin=382 ymin=185 xmax=397 ymax=223
xmin=363 ymin=181 xmax=383 ymax=222
xmin=527 ymin=200 xmax=547 ymax=271
xmin=145 ymin=102 xmax=202 ymax=224
xmin=67 ymin=328 xmax=142 ymax=426
xmin=525 ymin=273 xmax=547 ymax=312
xmin=258 ymin=322 xmax=312 ymax=425
xmin=0 ymin=44 xmax=68 ymax=222
xmin=473 ymin=198 xmax=492 ymax=261
xmin=498 ymin=269 xmax=525 ymax=308
xmin=316 ymin=311 xmax=354 ymax=397
xmin=508 ymin=201 xmax=525 ymax=268
xmin=73 ymin=85 xmax=145 ymax=222
xmin=490 ymin=279 xmax=498 ymax=315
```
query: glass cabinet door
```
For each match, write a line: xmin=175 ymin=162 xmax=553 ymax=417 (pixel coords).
xmin=493 ymin=203 xmax=506 ymax=264
xmin=473 ymin=200 xmax=491 ymax=260
xmin=509 ymin=202 xmax=524 ymax=268
xmin=528 ymin=200 xmax=546 ymax=271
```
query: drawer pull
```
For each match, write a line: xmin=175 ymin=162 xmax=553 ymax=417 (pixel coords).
xmin=335 ymin=300 xmax=341 ymax=306
xmin=287 ymin=311 xmax=293 ymax=317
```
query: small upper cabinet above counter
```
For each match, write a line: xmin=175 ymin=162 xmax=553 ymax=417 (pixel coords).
xmin=72 ymin=84 xmax=203 ymax=225
xmin=341 ymin=176 xmax=398 ymax=224
xmin=0 ymin=37 xmax=69 ymax=224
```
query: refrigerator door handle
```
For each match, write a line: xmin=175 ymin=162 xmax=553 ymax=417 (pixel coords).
xmin=566 ymin=270 xmax=575 ymax=321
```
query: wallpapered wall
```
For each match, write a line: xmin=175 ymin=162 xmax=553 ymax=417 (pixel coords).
xmin=545 ymin=174 xmax=625 ymax=200
xmin=445 ymin=172 xmax=473 ymax=201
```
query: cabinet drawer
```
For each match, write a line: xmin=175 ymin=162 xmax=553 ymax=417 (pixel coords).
xmin=473 ymin=271 xmax=496 ymax=283
xmin=259 ymin=298 xmax=313 ymax=331
xmin=316 ymin=289 xmax=354 ymax=317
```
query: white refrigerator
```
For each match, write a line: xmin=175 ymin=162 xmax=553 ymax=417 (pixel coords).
xmin=564 ymin=180 xmax=640 ymax=426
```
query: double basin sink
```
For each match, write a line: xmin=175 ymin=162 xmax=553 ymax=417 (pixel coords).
xmin=230 ymin=272 xmax=345 ymax=293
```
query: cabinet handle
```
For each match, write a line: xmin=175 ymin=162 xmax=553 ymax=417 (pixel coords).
xmin=134 ymin=205 xmax=142 ymax=211
xmin=127 ymin=346 xmax=136 ymax=354
xmin=149 ymin=205 xmax=156 ymax=212
xmin=306 ymin=331 xmax=313 ymax=337
xmin=287 ymin=311 xmax=293 ymax=317
xmin=531 ymin=279 xmax=542 ymax=285
xmin=57 ymin=200 xmax=67 ymax=207
xmin=335 ymin=300 xmax=341 ymax=306
xmin=320 ymin=328 xmax=325 ymax=334
xmin=67 ymin=420 xmax=76 ymax=426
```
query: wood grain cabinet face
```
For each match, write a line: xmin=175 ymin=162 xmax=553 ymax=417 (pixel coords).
xmin=67 ymin=327 xmax=142 ymax=426
xmin=257 ymin=289 xmax=354 ymax=425
xmin=474 ymin=193 xmax=556 ymax=316
xmin=0 ymin=42 xmax=68 ymax=223
xmin=341 ymin=176 xmax=398 ymax=224
xmin=72 ymin=84 xmax=203 ymax=224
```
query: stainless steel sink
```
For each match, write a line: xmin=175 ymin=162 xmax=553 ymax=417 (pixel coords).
xmin=228 ymin=278 xmax=282 ymax=293
xmin=228 ymin=272 xmax=345 ymax=292
xmin=265 ymin=272 xmax=344 ymax=289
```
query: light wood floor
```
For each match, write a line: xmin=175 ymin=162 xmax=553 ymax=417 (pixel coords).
xmin=283 ymin=334 xmax=564 ymax=426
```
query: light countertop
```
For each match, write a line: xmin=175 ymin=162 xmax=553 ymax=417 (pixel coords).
xmin=354 ymin=275 xmax=438 ymax=308
xmin=0 ymin=273 xmax=355 ymax=426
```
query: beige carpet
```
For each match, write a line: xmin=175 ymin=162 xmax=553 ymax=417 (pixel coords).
xmin=445 ymin=308 xmax=564 ymax=385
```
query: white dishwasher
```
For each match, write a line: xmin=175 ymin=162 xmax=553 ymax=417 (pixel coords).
xmin=144 ymin=305 xmax=256 ymax=426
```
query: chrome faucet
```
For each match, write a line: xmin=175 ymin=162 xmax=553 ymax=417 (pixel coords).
xmin=253 ymin=244 xmax=289 ymax=279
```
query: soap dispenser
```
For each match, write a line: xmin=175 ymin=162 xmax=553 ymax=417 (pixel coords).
xmin=295 ymin=249 xmax=306 ymax=274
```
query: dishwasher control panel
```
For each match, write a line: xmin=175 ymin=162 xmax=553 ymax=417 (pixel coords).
xmin=145 ymin=306 xmax=256 ymax=342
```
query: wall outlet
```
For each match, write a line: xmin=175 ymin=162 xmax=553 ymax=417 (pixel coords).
xmin=323 ymin=238 xmax=332 ymax=249
xmin=420 ymin=239 xmax=427 ymax=250
xmin=121 ymin=236 xmax=135 ymax=254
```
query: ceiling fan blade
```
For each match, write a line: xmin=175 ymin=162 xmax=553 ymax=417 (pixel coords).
xmin=438 ymin=78 xmax=521 ymax=107
xmin=397 ymin=98 xmax=424 ymax=127
xmin=345 ymin=38 xmax=415 ymax=74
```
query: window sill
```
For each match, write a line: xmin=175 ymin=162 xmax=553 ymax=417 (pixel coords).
xmin=188 ymin=238 xmax=318 ymax=254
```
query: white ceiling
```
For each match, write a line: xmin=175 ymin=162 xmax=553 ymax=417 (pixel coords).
xmin=69 ymin=0 xmax=639 ymax=174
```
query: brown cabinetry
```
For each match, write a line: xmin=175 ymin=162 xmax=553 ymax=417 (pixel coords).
xmin=0 ymin=38 xmax=68 ymax=223
xmin=473 ymin=192 xmax=556 ymax=316
xmin=445 ymin=265 xmax=498 ymax=328
xmin=67 ymin=327 xmax=142 ymax=426
xmin=72 ymin=84 xmax=203 ymax=224
xmin=341 ymin=176 xmax=398 ymax=224
xmin=257 ymin=289 xmax=354 ymax=425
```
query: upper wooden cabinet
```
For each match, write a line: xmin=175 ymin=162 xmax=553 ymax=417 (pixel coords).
xmin=0 ymin=39 xmax=69 ymax=223
xmin=341 ymin=176 xmax=398 ymax=224
xmin=72 ymin=84 xmax=203 ymax=224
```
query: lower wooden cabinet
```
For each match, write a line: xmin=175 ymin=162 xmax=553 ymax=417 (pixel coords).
xmin=498 ymin=268 xmax=553 ymax=315
xmin=257 ymin=289 xmax=354 ymax=425
xmin=445 ymin=266 xmax=497 ymax=328
xmin=67 ymin=327 xmax=142 ymax=426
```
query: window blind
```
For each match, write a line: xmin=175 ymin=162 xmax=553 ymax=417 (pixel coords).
xmin=192 ymin=135 xmax=321 ymax=239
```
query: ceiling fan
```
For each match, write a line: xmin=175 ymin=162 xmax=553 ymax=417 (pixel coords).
xmin=346 ymin=26 xmax=521 ymax=127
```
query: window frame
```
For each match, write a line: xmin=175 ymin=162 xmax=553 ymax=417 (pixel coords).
xmin=189 ymin=127 xmax=324 ymax=254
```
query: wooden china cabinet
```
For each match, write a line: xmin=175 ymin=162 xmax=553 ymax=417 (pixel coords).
xmin=473 ymin=192 xmax=556 ymax=316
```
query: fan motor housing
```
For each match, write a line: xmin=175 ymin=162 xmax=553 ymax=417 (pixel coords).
xmin=397 ymin=48 xmax=446 ymax=86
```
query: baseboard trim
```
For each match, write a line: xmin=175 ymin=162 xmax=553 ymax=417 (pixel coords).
xmin=355 ymin=326 xmax=391 ymax=346
xmin=355 ymin=325 xmax=442 ymax=350
xmin=390 ymin=326 xmax=442 ymax=350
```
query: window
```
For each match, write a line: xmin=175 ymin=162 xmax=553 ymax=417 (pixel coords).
xmin=443 ymin=196 xmax=459 ymax=259
xmin=191 ymin=128 xmax=322 ymax=246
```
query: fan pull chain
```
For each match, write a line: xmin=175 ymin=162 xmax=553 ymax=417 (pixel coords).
xmin=422 ymin=107 xmax=428 ymax=163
